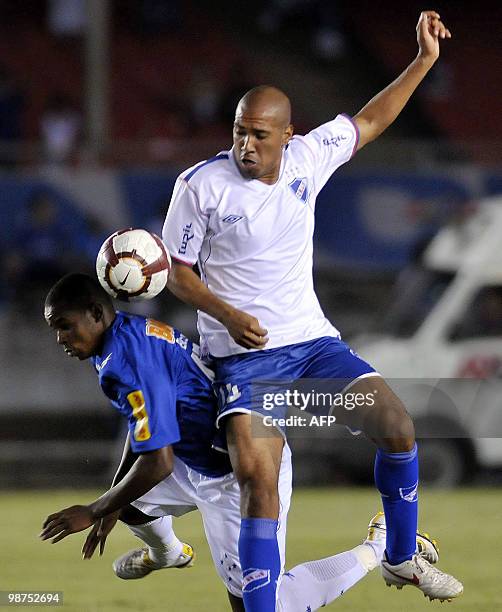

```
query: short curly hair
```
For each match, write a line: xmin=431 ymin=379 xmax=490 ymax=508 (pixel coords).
xmin=45 ymin=272 xmax=114 ymax=312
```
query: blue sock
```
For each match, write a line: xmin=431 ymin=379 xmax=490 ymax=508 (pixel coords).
xmin=239 ymin=518 xmax=280 ymax=612
xmin=374 ymin=443 xmax=419 ymax=565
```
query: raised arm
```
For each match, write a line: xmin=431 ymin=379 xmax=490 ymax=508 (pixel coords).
xmin=168 ymin=261 xmax=269 ymax=349
xmin=353 ymin=10 xmax=451 ymax=150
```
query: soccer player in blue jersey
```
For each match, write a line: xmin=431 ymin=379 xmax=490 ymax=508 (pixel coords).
xmin=162 ymin=11 xmax=462 ymax=610
xmin=40 ymin=273 xmax=442 ymax=611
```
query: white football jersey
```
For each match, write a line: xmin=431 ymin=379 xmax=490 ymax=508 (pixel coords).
xmin=162 ymin=114 xmax=359 ymax=357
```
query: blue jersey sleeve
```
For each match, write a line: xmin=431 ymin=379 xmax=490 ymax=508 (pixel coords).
xmin=99 ymin=347 xmax=181 ymax=453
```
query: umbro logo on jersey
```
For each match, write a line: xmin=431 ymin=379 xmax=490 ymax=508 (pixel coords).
xmin=289 ymin=177 xmax=309 ymax=203
xmin=222 ymin=214 xmax=243 ymax=224
xmin=96 ymin=352 xmax=113 ymax=372
xmin=179 ymin=223 xmax=194 ymax=255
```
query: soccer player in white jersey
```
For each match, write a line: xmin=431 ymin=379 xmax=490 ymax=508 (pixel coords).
xmin=162 ymin=11 xmax=463 ymax=610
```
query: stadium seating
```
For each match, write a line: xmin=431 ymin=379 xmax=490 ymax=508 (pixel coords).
xmin=0 ymin=2 xmax=246 ymax=142
xmin=348 ymin=2 xmax=502 ymax=163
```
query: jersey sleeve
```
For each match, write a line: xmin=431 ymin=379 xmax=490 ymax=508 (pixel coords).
xmin=162 ymin=176 xmax=209 ymax=266
xmin=302 ymin=113 xmax=359 ymax=191
xmin=99 ymin=349 xmax=181 ymax=454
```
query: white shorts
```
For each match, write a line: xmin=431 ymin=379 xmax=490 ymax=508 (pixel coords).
xmin=132 ymin=444 xmax=293 ymax=598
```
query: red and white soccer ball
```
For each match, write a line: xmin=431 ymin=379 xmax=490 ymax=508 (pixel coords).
xmin=96 ymin=228 xmax=171 ymax=301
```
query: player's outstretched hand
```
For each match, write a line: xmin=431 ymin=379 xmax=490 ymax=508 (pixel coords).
xmin=40 ymin=505 xmax=95 ymax=544
xmin=221 ymin=307 xmax=269 ymax=349
xmin=417 ymin=10 xmax=451 ymax=62
xmin=82 ymin=511 xmax=120 ymax=559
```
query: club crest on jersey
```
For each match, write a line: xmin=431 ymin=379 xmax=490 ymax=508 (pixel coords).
xmin=242 ymin=568 xmax=271 ymax=592
xmin=399 ymin=481 xmax=418 ymax=503
xmin=289 ymin=177 xmax=309 ymax=203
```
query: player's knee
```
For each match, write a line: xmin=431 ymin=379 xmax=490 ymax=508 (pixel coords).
xmin=241 ymin=482 xmax=279 ymax=518
xmin=378 ymin=404 xmax=415 ymax=451
xmin=237 ymin=463 xmax=279 ymax=517
xmin=119 ymin=505 xmax=157 ymax=525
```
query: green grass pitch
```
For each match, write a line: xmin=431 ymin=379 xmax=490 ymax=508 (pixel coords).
xmin=2 ymin=487 xmax=501 ymax=611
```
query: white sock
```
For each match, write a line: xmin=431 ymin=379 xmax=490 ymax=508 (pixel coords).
xmin=278 ymin=545 xmax=377 ymax=611
xmin=128 ymin=516 xmax=183 ymax=565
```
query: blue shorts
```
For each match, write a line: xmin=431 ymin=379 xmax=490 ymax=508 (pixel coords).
xmin=213 ymin=336 xmax=378 ymax=429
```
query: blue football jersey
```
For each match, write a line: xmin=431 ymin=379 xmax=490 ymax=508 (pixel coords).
xmin=91 ymin=311 xmax=231 ymax=477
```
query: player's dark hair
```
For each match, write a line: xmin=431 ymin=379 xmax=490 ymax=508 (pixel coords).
xmin=45 ymin=273 xmax=114 ymax=313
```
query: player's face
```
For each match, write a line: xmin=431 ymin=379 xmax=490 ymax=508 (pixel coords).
xmin=45 ymin=306 xmax=103 ymax=360
xmin=233 ymin=112 xmax=292 ymax=184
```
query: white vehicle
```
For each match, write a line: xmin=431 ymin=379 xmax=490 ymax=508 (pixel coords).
xmin=354 ymin=196 xmax=502 ymax=486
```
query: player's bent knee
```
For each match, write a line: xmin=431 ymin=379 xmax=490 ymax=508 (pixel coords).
xmin=225 ymin=413 xmax=284 ymax=516
xmin=371 ymin=404 xmax=415 ymax=451
xmin=119 ymin=505 xmax=159 ymax=525
xmin=357 ymin=379 xmax=415 ymax=449
xmin=238 ymin=473 xmax=280 ymax=518
xmin=383 ymin=405 xmax=415 ymax=446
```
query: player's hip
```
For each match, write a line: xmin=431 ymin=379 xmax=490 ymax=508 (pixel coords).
xmin=200 ymin=313 xmax=339 ymax=358
xmin=213 ymin=336 xmax=378 ymax=430
xmin=214 ymin=335 xmax=373 ymax=380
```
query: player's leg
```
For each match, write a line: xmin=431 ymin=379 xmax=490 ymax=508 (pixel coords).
xmin=226 ymin=413 xmax=285 ymax=611
xmin=216 ymin=505 xmax=441 ymax=611
xmin=330 ymin=375 xmax=419 ymax=567
xmin=277 ymin=512 xmax=442 ymax=611
xmin=112 ymin=458 xmax=199 ymax=579
xmin=359 ymin=378 xmax=420 ymax=565
xmin=298 ymin=337 xmax=462 ymax=600
xmin=214 ymin=347 xmax=302 ymax=612
xmin=197 ymin=438 xmax=292 ymax=611
xmin=277 ymin=514 xmax=385 ymax=611
xmin=298 ymin=338 xmax=416 ymax=567
xmin=319 ymin=345 xmax=462 ymax=601
xmin=113 ymin=505 xmax=193 ymax=578
xmin=342 ymin=378 xmax=461 ymax=600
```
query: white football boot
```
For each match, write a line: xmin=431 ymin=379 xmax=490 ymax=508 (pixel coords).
xmin=366 ymin=511 xmax=440 ymax=564
xmin=381 ymin=552 xmax=463 ymax=602
xmin=369 ymin=511 xmax=463 ymax=602
xmin=113 ymin=543 xmax=195 ymax=580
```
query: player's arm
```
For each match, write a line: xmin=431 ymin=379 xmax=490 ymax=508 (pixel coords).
xmin=40 ymin=445 xmax=173 ymax=543
xmin=90 ymin=444 xmax=173 ymax=517
xmin=81 ymin=433 xmax=136 ymax=558
xmin=110 ymin=431 xmax=136 ymax=487
xmin=353 ymin=11 xmax=451 ymax=150
xmin=164 ymin=176 xmax=268 ymax=349
xmin=168 ymin=260 xmax=268 ymax=349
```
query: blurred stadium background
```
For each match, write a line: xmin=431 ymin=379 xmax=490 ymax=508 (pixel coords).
xmin=0 ymin=0 xmax=501 ymax=609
